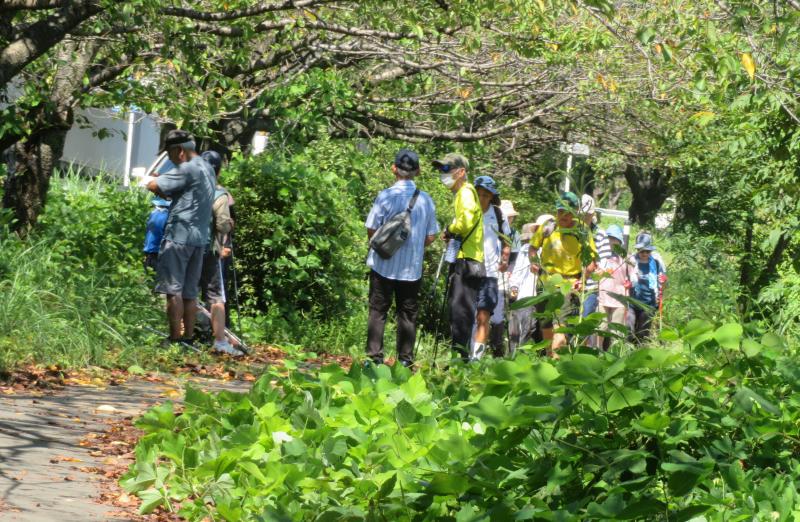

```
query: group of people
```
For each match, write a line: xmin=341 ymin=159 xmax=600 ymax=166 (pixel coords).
xmin=141 ymin=129 xmax=244 ymax=356
xmin=364 ymin=149 xmax=667 ymax=366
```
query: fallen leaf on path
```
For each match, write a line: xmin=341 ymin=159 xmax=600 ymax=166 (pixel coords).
xmin=50 ymin=456 xmax=82 ymax=463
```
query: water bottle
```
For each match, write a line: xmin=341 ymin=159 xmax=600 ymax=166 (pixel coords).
xmin=444 ymin=238 xmax=462 ymax=264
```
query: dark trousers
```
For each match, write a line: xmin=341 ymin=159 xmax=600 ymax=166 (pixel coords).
xmin=448 ymin=259 xmax=481 ymax=360
xmin=629 ymin=305 xmax=654 ymax=345
xmin=366 ymin=270 xmax=421 ymax=365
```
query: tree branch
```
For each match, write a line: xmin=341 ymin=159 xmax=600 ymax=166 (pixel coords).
xmin=0 ymin=0 xmax=102 ymax=89
xmin=159 ymin=0 xmax=340 ymax=21
xmin=343 ymin=97 xmax=569 ymax=142
xmin=0 ymin=0 xmax=65 ymax=12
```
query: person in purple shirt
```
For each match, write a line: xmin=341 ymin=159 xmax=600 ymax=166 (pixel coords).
xmin=364 ymin=149 xmax=439 ymax=367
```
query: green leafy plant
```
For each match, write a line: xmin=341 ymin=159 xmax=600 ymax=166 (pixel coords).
xmin=123 ymin=315 xmax=800 ymax=520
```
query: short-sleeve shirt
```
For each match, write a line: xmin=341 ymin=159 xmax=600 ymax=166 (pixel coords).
xmin=531 ymin=226 xmax=597 ymax=278
xmin=585 ymin=227 xmax=612 ymax=292
xmin=366 ymin=180 xmax=439 ymax=281
xmin=482 ymin=207 xmax=511 ymax=279
xmin=156 ymin=156 xmax=216 ymax=247
xmin=632 ymin=256 xmax=661 ymax=306
xmin=598 ymin=255 xmax=628 ymax=308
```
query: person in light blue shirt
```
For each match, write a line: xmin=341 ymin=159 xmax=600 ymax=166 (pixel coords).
xmin=365 ymin=149 xmax=439 ymax=367
xmin=143 ymin=197 xmax=170 ymax=271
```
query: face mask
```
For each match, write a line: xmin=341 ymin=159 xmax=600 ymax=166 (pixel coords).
xmin=440 ymin=173 xmax=456 ymax=188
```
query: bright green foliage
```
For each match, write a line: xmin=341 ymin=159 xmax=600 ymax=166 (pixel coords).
xmin=0 ymin=171 xmax=160 ymax=371
xmin=222 ymin=145 xmax=365 ymax=322
xmin=124 ymin=321 xmax=800 ymax=520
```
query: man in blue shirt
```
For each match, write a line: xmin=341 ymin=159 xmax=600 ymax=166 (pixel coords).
xmin=365 ymin=149 xmax=439 ymax=367
xmin=146 ymin=129 xmax=216 ymax=345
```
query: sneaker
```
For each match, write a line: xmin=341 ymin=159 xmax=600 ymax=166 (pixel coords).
xmin=469 ymin=342 xmax=486 ymax=361
xmin=212 ymin=340 xmax=245 ymax=357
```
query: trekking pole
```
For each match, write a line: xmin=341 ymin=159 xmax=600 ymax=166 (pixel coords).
xmin=431 ymin=270 xmax=452 ymax=370
xmin=229 ymin=240 xmax=244 ymax=337
xmin=501 ymin=271 xmax=511 ymax=358
xmin=413 ymin=249 xmax=447 ymax=360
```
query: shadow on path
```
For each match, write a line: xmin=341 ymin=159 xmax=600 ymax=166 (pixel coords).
xmin=0 ymin=377 xmax=251 ymax=521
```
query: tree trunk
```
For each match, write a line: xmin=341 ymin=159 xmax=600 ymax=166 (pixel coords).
xmin=2 ymin=122 xmax=69 ymax=232
xmin=1 ymin=40 xmax=96 ymax=233
xmin=623 ymin=164 xmax=670 ymax=226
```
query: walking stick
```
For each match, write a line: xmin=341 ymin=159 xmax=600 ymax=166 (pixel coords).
xmin=414 ymin=250 xmax=447 ymax=360
xmin=501 ymin=271 xmax=511 ymax=357
xmin=431 ymin=268 xmax=452 ymax=369
xmin=229 ymin=241 xmax=244 ymax=338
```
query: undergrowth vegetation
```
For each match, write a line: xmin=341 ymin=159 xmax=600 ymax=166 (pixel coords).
xmin=0 ymin=172 xmax=163 ymax=372
xmin=123 ymin=318 xmax=797 ymax=520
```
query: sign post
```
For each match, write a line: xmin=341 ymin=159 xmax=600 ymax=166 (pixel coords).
xmin=559 ymin=142 xmax=590 ymax=192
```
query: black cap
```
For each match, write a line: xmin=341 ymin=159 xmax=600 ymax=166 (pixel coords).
xmin=394 ymin=149 xmax=420 ymax=172
xmin=160 ymin=129 xmax=194 ymax=153
xmin=201 ymin=150 xmax=223 ymax=175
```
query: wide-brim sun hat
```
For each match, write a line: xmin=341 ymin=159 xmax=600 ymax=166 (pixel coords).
xmin=535 ymin=213 xmax=555 ymax=227
xmin=634 ymin=232 xmax=657 ymax=251
xmin=474 ymin=175 xmax=499 ymax=196
xmin=606 ymin=224 xmax=624 ymax=243
xmin=500 ymin=199 xmax=518 ymax=217
xmin=581 ymin=194 xmax=596 ymax=215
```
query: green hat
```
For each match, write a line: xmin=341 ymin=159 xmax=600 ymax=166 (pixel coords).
xmin=555 ymin=191 xmax=580 ymax=212
xmin=432 ymin=153 xmax=469 ymax=171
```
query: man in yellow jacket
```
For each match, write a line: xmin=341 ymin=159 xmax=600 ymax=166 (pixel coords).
xmin=530 ymin=191 xmax=598 ymax=358
xmin=434 ymin=153 xmax=485 ymax=361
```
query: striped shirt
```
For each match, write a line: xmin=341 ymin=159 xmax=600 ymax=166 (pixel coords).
xmin=585 ymin=226 xmax=611 ymax=292
xmin=365 ymin=180 xmax=439 ymax=281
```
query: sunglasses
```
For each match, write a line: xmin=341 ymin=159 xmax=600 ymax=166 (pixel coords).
xmin=437 ymin=164 xmax=453 ymax=173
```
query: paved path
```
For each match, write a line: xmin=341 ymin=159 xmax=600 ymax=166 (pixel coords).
xmin=0 ymin=377 xmax=251 ymax=521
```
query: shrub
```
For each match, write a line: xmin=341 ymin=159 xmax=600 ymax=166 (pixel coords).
xmin=123 ymin=320 xmax=800 ymax=520
xmin=223 ymin=148 xmax=365 ymax=324
xmin=0 ymin=172 xmax=161 ymax=372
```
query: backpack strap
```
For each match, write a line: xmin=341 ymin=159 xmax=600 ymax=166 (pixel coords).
xmin=406 ymin=189 xmax=420 ymax=212
xmin=492 ymin=205 xmax=511 ymax=246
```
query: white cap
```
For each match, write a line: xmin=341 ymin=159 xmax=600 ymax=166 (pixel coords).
xmin=581 ymin=194 xmax=596 ymax=214
xmin=535 ymin=213 xmax=555 ymax=227
xmin=499 ymin=199 xmax=518 ymax=217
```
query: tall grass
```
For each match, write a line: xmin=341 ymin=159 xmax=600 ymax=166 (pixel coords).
xmin=0 ymin=170 xmax=162 ymax=373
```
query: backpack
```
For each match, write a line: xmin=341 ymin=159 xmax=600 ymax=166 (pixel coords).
xmin=209 ymin=187 xmax=230 ymax=253
xmin=369 ymin=189 xmax=420 ymax=259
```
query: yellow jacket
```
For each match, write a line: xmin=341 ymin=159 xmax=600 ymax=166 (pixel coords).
xmin=531 ymin=227 xmax=597 ymax=277
xmin=448 ymin=182 xmax=483 ymax=262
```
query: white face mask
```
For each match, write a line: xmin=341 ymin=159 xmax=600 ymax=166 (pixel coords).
xmin=440 ymin=172 xmax=457 ymax=188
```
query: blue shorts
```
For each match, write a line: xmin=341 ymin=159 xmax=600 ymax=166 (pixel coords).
xmin=582 ymin=291 xmax=599 ymax=318
xmin=477 ymin=277 xmax=499 ymax=312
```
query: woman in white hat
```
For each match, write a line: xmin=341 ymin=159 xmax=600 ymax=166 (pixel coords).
xmin=508 ymin=214 xmax=555 ymax=352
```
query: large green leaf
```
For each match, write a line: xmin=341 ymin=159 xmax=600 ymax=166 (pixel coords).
xmin=607 ymin=387 xmax=645 ymax=412
xmin=714 ymin=322 xmax=743 ymax=350
xmin=467 ymin=395 xmax=511 ymax=427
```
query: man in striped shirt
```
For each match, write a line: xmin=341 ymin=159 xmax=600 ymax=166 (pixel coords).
xmin=579 ymin=195 xmax=611 ymax=348
xmin=365 ymin=150 xmax=439 ymax=367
